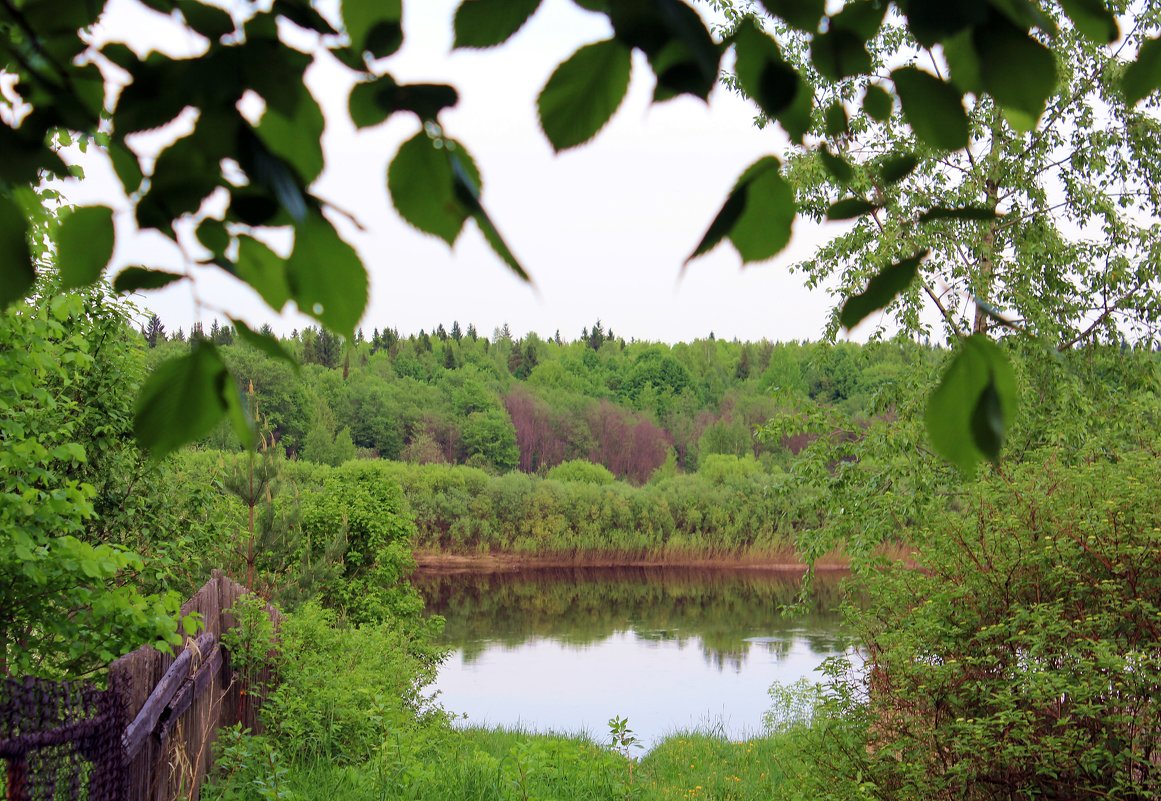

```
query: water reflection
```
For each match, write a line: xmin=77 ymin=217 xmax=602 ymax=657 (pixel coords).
xmin=414 ymin=566 xmax=853 ymax=746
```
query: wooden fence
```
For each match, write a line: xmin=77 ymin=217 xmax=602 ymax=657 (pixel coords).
xmin=109 ymin=571 xmax=279 ymax=801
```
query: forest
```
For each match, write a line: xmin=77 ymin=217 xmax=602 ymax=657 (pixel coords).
xmin=4 ymin=0 xmax=1161 ymax=799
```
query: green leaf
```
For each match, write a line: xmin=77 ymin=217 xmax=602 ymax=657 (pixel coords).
xmin=388 ymin=132 xmax=468 ymax=244
xmin=256 ymin=82 xmax=325 ymax=185
xmin=109 ymin=142 xmax=144 ymax=194
xmin=831 ymin=0 xmax=886 ymax=39
xmin=608 ymin=0 xmax=719 ymax=102
xmin=970 ymin=380 xmax=1004 ymax=463
xmin=537 ymin=38 xmax=632 ymax=152
xmin=196 ymin=218 xmax=230 ymax=256
xmin=1059 ymin=0 xmax=1118 ymax=43
xmin=839 ymin=252 xmax=925 ymax=328
xmin=113 ymin=267 xmax=184 ymax=293
xmin=233 ymin=319 xmax=299 ymax=369
xmin=990 ymin=0 xmax=1057 ymax=35
xmin=926 ymin=334 xmax=1018 ymax=474
xmin=687 ymin=157 xmax=795 ymax=265
xmin=733 ymin=20 xmax=800 ymax=120
xmin=973 ymin=18 xmax=1056 ymax=123
xmin=758 ymin=0 xmax=824 ymax=32
xmin=1124 ymin=37 xmax=1161 ymax=106
xmin=235 ymin=236 xmax=291 ymax=310
xmin=899 ymin=0 xmax=988 ymax=45
xmin=943 ymin=30 xmax=984 ymax=93
xmin=274 ymin=0 xmax=338 ymax=34
xmin=0 ymin=195 xmax=33 ymax=308
xmin=862 ymin=84 xmax=893 ymax=121
xmin=177 ymin=0 xmax=235 ymax=39
xmin=286 ymin=212 xmax=368 ymax=338
xmin=349 ymin=77 xmax=396 ymax=129
xmin=820 ymin=148 xmax=853 ymax=184
xmin=134 ymin=343 xmax=232 ymax=459
xmin=824 ymin=102 xmax=849 ymax=136
xmin=879 ymin=154 xmax=918 ymax=184
xmin=827 ymin=197 xmax=878 ymax=220
xmin=811 ymin=27 xmax=871 ymax=81
xmin=58 ymin=206 xmax=116 ymax=290
xmin=454 ymin=0 xmax=542 ymax=48
xmin=919 ymin=205 xmax=1000 ymax=222
xmin=350 ymin=76 xmax=458 ymax=127
xmin=892 ymin=67 xmax=969 ymax=150
xmin=729 ymin=162 xmax=795 ymax=263
xmin=685 ymin=188 xmax=745 ymax=262
xmin=138 ymin=114 xmax=235 ymax=231
xmin=239 ymin=130 xmax=308 ymax=224
xmin=777 ymin=75 xmax=814 ymax=141
xmin=344 ymin=0 xmax=402 ymax=58
xmin=450 ymin=152 xmax=530 ymax=283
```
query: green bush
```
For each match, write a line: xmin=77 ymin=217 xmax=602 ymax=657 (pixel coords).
xmin=808 ymin=451 xmax=1161 ymax=801
xmin=546 ymin=459 xmax=616 ymax=485
xmin=264 ymin=603 xmax=444 ymax=764
xmin=298 ymin=462 xmax=421 ymax=623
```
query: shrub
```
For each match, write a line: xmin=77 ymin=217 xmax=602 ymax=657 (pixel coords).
xmin=263 ymin=603 xmax=444 ymax=764
xmin=298 ymin=462 xmax=420 ymax=623
xmin=811 ymin=451 xmax=1161 ymax=801
xmin=546 ymin=459 xmax=616 ymax=485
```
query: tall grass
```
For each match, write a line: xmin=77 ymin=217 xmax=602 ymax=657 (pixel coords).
xmin=256 ymin=726 xmax=813 ymax=801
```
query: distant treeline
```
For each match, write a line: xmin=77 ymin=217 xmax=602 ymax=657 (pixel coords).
xmin=144 ymin=315 xmax=941 ymax=481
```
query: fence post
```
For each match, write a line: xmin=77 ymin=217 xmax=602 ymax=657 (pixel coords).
xmin=5 ymin=756 xmax=27 ymax=801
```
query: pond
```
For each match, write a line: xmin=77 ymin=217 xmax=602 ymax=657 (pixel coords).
xmin=413 ymin=566 xmax=853 ymax=749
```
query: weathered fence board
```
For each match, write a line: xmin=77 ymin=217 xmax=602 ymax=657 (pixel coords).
xmin=109 ymin=571 xmax=279 ymax=801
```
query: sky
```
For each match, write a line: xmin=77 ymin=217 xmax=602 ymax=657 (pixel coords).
xmin=64 ymin=0 xmax=847 ymax=343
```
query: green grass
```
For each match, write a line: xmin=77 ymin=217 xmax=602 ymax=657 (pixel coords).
xmin=274 ymin=725 xmax=811 ymax=801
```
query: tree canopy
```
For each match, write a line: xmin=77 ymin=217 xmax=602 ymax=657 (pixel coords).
xmin=2 ymin=0 xmax=1160 ymax=471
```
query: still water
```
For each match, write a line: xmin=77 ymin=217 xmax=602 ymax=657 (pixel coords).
xmin=413 ymin=566 xmax=852 ymax=748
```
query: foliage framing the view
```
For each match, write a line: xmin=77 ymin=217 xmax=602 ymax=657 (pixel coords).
xmin=2 ymin=0 xmax=1160 ymax=470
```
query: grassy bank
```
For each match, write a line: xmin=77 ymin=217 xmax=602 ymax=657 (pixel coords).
xmin=257 ymin=726 xmax=810 ymax=801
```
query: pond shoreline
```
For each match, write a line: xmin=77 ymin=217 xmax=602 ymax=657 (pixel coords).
xmin=412 ymin=549 xmax=854 ymax=572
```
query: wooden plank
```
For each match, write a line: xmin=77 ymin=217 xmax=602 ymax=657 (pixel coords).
xmin=159 ymin=643 xmax=224 ymax=741
xmin=122 ymin=632 xmax=215 ymax=761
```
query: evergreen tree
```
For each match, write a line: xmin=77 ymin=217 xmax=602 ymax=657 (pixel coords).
xmin=309 ymin=328 xmax=341 ymax=368
xmin=466 ymin=323 xmax=478 ymax=341
xmin=443 ymin=342 xmax=458 ymax=370
xmin=435 ymin=324 xmax=448 ymax=341
xmin=142 ymin=314 xmax=165 ymax=348
xmin=450 ymin=321 xmax=463 ymax=341
xmin=735 ymin=346 xmax=752 ymax=380
xmin=588 ymin=319 xmax=605 ymax=350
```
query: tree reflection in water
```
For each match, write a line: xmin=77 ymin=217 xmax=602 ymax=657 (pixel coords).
xmin=413 ymin=566 xmax=852 ymax=671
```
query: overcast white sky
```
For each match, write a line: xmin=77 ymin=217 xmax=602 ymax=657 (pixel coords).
xmin=64 ymin=0 xmax=846 ymax=343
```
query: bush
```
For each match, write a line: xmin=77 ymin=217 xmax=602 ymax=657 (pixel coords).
xmin=264 ymin=603 xmax=444 ymax=764
xmin=546 ymin=459 xmax=616 ymax=485
xmin=811 ymin=451 xmax=1161 ymax=801
xmin=298 ymin=462 xmax=420 ymax=623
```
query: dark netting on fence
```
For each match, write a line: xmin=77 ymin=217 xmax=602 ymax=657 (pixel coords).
xmin=0 ymin=675 xmax=127 ymax=801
